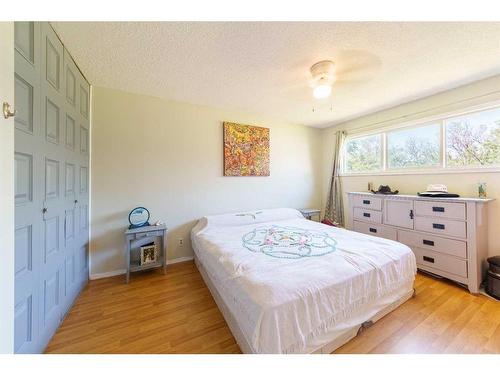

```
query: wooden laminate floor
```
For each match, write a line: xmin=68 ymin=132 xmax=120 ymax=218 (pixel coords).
xmin=45 ymin=261 xmax=500 ymax=354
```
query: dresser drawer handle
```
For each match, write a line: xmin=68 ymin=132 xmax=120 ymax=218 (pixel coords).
xmin=369 ymin=227 xmax=377 ymax=233
xmin=423 ymin=256 xmax=435 ymax=263
xmin=432 ymin=206 xmax=445 ymax=212
xmin=432 ymin=223 xmax=445 ymax=230
xmin=363 ymin=212 xmax=371 ymax=218
xmin=423 ymin=239 xmax=434 ymax=246
xmin=363 ymin=200 xmax=371 ymax=205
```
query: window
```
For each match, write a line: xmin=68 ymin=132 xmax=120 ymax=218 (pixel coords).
xmin=344 ymin=134 xmax=382 ymax=173
xmin=387 ymin=123 xmax=440 ymax=169
xmin=341 ymin=104 xmax=500 ymax=174
xmin=445 ymin=107 xmax=500 ymax=167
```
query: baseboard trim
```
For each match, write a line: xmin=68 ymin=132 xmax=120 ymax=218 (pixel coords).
xmin=89 ymin=256 xmax=194 ymax=280
xmin=89 ymin=269 xmax=126 ymax=280
xmin=167 ymin=256 xmax=194 ymax=265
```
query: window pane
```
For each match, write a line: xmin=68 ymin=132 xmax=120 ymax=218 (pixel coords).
xmin=344 ymin=134 xmax=381 ymax=173
xmin=387 ymin=123 xmax=440 ymax=169
xmin=446 ymin=108 xmax=500 ymax=167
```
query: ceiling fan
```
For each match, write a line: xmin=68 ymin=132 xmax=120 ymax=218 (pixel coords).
xmin=308 ymin=51 xmax=381 ymax=103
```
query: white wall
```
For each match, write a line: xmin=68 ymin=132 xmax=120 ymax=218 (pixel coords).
xmin=90 ymin=86 xmax=322 ymax=277
xmin=321 ymin=74 xmax=500 ymax=258
xmin=0 ymin=22 xmax=15 ymax=353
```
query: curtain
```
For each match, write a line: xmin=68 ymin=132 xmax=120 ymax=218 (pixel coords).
xmin=324 ymin=130 xmax=346 ymax=226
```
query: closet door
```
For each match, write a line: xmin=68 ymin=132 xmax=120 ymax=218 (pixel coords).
xmin=75 ymin=54 xmax=90 ymax=290
xmin=38 ymin=22 xmax=67 ymax=349
xmin=14 ymin=21 xmax=90 ymax=353
xmin=61 ymin=48 xmax=80 ymax=314
xmin=14 ymin=21 xmax=42 ymax=354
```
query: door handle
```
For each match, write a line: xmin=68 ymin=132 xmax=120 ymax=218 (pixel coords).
xmin=3 ymin=102 xmax=16 ymax=119
xmin=409 ymin=209 xmax=414 ymax=219
xmin=42 ymin=207 xmax=48 ymax=214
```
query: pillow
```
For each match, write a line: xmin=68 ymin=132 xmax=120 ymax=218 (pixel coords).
xmin=193 ymin=208 xmax=304 ymax=234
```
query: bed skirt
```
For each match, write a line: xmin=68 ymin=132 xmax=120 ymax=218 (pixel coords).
xmin=194 ymin=254 xmax=415 ymax=354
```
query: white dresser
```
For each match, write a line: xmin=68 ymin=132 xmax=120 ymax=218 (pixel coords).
xmin=347 ymin=192 xmax=493 ymax=293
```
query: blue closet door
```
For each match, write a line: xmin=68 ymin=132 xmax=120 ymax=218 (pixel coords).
xmin=14 ymin=22 xmax=89 ymax=353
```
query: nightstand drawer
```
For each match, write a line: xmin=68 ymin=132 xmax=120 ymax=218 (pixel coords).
xmin=414 ymin=216 xmax=466 ymax=238
xmin=412 ymin=247 xmax=467 ymax=278
xmin=353 ymin=207 xmax=382 ymax=224
xmin=133 ymin=230 xmax=163 ymax=239
xmin=352 ymin=195 xmax=382 ymax=211
xmin=398 ymin=230 xmax=466 ymax=258
xmin=353 ymin=221 xmax=397 ymax=240
xmin=415 ymin=201 xmax=466 ymax=220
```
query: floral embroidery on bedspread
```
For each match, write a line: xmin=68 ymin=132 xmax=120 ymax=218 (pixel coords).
xmin=242 ymin=225 xmax=337 ymax=259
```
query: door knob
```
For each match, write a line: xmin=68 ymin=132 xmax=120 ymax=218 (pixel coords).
xmin=42 ymin=207 xmax=48 ymax=214
xmin=3 ymin=102 xmax=16 ymax=119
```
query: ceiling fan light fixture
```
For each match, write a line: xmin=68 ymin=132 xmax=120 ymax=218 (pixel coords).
xmin=313 ymin=84 xmax=332 ymax=99
xmin=310 ymin=60 xmax=335 ymax=100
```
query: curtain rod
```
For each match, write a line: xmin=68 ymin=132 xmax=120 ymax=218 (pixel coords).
xmin=343 ymin=88 xmax=500 ymax=134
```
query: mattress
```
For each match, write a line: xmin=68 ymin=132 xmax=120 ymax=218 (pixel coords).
xmin=191 ymin=208 xmax=417 ymax=354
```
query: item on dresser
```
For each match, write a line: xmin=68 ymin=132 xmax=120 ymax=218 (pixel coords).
xmin=486 ymin=256 xmax=500 ymax=300
xmin=128 ymin=206 xmax=151 ymax=229
xmin=478 ymin=183 xmax=487 ymax=198
xmin=370 ymin=185 xmax=399 ymax=195
xmin=347 ymin=192 xmax=494 ymax=294
xmin=417 ymin=184 xmax=459 ymax=198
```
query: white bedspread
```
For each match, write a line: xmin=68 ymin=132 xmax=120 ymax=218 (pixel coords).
xmin=191 ymin=208 xmax=416 ymax=354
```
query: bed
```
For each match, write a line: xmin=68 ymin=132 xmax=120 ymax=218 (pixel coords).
xmin=191 ymin=208 xmax=417 ymax=354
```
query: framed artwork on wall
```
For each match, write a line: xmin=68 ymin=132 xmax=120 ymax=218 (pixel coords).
xmin=223 ymin=122 xmax=270 ymax=176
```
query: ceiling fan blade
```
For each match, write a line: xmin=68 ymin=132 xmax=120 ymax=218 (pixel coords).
xmin=334 ymin=49 xmax=382 ymax=83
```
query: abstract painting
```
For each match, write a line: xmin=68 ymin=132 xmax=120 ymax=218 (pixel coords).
xmin=223 ymin=122 xmax=270 ymax=176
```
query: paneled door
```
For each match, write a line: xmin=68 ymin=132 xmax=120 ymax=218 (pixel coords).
xmin=383 ymin=198 xmax=414 ymax=229
xmin=14 ymin=22 xmax=89 ymax=353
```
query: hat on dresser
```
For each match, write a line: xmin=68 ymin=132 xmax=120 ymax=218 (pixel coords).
xmin=424 ymin=184 xmax=448 ymax=193
xmin=371 ymin=185 xmax=399 ymax=195
xmin=418 ymin=184 xmax=460 ymax=198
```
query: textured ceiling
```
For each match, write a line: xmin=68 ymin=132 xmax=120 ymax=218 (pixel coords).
xmin=52 ymin=22 xmax=500 ymax=128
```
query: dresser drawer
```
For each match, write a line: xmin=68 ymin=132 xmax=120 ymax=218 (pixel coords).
xmin=353 ymin=221 xmax=397 ymax=240
xmin=398 ymin=230 xmax=467 ymax=258
xmin=414 ymin=201 xmax=466 ymax=220
xmin=414 ymin=216 xmax=466 ymax=238
xmin=412 ymin=247 xmax=467 ymax=278
xmin=353 ymin=207 xmax=382 ymax=224
xmin=352 ymin=195 xmax=382 ymax=211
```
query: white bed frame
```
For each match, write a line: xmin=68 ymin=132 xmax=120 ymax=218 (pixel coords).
xmin=194 ymin=254 xmax=415 ymax=354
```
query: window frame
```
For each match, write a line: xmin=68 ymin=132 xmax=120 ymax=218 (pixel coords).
xmin=343 ymin=133 xmax=383 ymax=174
xmin=340 ymin=101 xmax=500 ymax=176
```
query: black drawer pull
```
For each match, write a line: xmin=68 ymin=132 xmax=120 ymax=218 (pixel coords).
xmin=423 ymin=239 xmax=434 ymax=246
xmin=363 ymin=212 xmax=371 ymax=218
xmin=363 ymin=200 xmax=370 ymax=205
xmin=432 ymin=206 xmax=445 ymax=212
xmin=433 ymin=223 xmax=445 ymax=230
xmin=369 ymin=228 xmax=377 ymax=233
xmin=423 ymin=256 xmax=435 ymax=263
